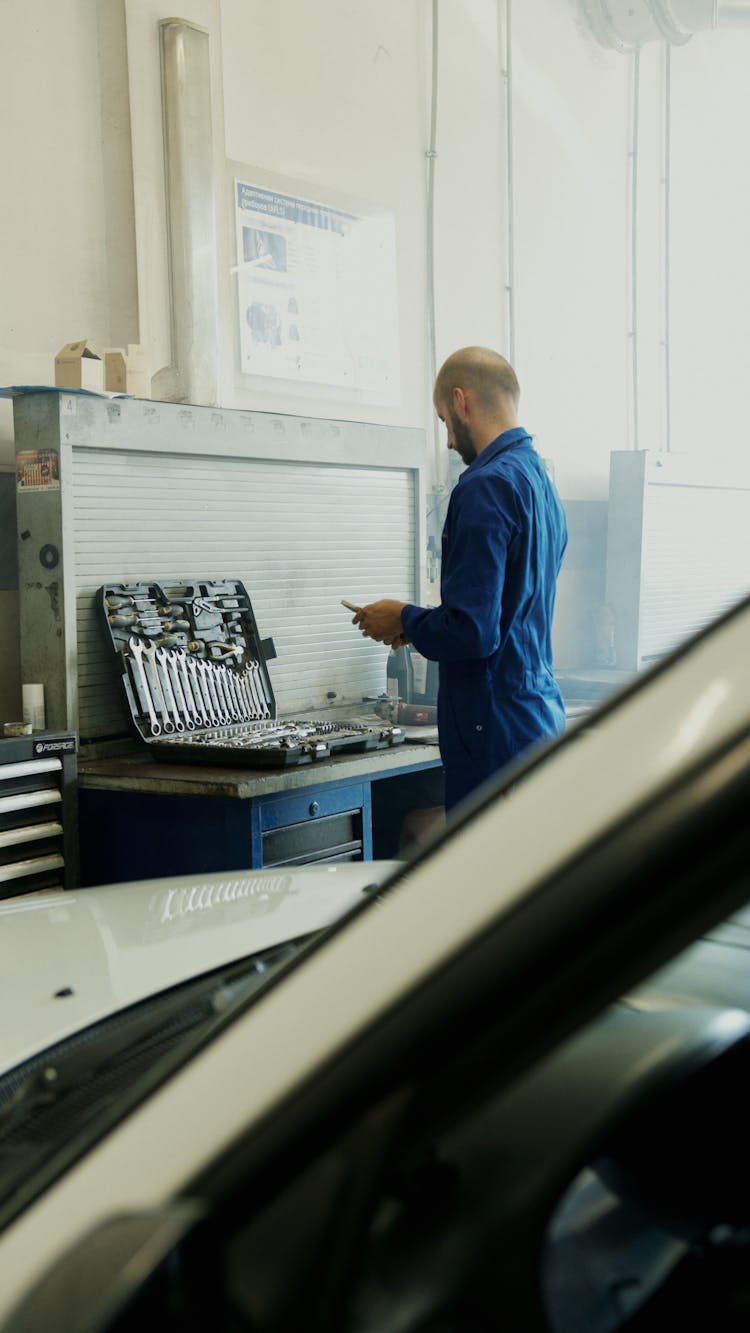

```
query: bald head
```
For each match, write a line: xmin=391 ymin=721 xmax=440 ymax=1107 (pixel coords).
xmin=434 ymin=347 xmax=520 ymax=414
xmin=434 ymin=347 xmax=520 ymax=458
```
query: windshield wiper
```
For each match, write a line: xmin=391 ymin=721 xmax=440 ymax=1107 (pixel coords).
xmin=0 ymin=940 xmax=300 ymax=1136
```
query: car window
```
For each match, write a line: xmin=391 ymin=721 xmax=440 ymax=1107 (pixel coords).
xmin=212 ymin=948 xmax=750 ymax=1333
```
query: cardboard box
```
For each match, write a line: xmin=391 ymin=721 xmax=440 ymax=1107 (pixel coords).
xmin=102 ymin=349 xmax=127 ymax=394
xmin=54 ymin=341 xmax=104 ymax=392
xmin=126 ymin=344 xmax=151 ymax=399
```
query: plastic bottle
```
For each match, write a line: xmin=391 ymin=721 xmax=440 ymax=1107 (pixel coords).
xmin=386 ymin=647 xmax=414 ymax=717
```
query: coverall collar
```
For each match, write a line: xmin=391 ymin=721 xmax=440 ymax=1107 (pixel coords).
xmin=466 ymin=426 xmax=532 ymax=474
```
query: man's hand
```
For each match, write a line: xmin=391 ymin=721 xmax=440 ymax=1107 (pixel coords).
xmin=353 ymin=599 xmax=407 ymax=646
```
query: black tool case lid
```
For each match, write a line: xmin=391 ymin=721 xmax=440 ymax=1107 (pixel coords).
xmin=99 ymin=578 xmax=404 ymax=767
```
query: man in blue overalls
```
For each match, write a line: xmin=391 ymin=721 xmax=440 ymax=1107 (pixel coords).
xmin=353 ymin=346 xmax=568 ymax=815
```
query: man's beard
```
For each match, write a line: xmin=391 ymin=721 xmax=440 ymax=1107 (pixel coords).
xmin=450 ymin=411 xmax=477 ymax=465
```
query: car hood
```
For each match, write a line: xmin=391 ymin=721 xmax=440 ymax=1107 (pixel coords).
xmin=0 ymin=862 xmax=398 ymax=1076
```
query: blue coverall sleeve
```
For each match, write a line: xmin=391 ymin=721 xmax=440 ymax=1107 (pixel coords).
xmin=402 ymin=478 xmax=515 ymax=662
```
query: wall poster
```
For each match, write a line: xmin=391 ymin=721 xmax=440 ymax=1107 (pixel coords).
xmin=234 ymin=179 xmax=399 ymax=402
xmin=16 ymin=449 xmax=60 ymax=491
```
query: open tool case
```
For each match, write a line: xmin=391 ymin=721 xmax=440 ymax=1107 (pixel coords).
xmin=99 ymin=578 xmax=404 ymax=767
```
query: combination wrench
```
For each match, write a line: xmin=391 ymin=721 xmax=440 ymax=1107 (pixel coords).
xmin=238 ymin=664 xmax=258 ymax=717
xmin=249 ymin=659 xmax=271 ymax=718
xmin=175 ymin=649 xmax=204 ymax=727
xmin=163 ymin=650 xmax=195 ymax=730
xmin=154 ymin=647 xmax=186 ymax=732
xmin=211 ymin=663 xmax=232 ymax=723
xmin=236 ymin=668 xmax=257 ymax=719
xmin=224 ymin=668 xmax=246 ymax=721
xmin=217 ymin=664 xmax=240 ymax=722
xmin=199 ymin=660 xmax=229 ymax=726
xmin=186 ymin=653 xmax=213 ymax=725
xmin=128 ymin=636 xmax=162 ymax=737
xmin=141 ymin=642 xmax=175 ymax=733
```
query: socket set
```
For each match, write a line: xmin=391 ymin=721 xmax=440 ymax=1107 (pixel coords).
xmin=99 ymin=579 xmax=405 ymax=767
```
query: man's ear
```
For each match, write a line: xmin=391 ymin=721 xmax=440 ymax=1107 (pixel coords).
xmin=453 ymin=385 xmax=468 ymax=418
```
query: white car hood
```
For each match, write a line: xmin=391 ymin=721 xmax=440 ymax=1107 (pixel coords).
xmin=0 ymin=861 xmax=398 ymax=1077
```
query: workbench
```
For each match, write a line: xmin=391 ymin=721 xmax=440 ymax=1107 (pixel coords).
xmin=77 ymin=741 xmax=443 ymax=886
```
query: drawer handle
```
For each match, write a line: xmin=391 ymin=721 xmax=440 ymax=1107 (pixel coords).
xmin=0 ymin=758 xmax=62 ymax=782
xmin=308 ymin=801 xmax=320 ymax=816
xmin=0 ymin=820 xmax=64 ymax=850
xmin=0 ymin=853 xmax=65 ymax=883
xmin=0 ymin=789 xmax=62 ymax=816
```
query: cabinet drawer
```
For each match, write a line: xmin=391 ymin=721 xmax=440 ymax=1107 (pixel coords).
xmin=262 ymin=809 xmax=362 ymax=867
xmin=0 ymin=734 xmax=77 ymax=895
xmin=0 ymin=758 xmax=62 ymax=784
xmin=258 ymin=783 xmax=366 ymax=832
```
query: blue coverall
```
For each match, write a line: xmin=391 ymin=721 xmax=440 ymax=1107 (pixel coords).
xmin=401 ymin=427 xmax=568 ymax=813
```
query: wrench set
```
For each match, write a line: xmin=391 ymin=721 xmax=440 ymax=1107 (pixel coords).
xmin=99 ymin=579 xmax=404 ymax=767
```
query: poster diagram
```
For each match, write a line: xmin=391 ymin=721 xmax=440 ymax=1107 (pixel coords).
xmin=234 ymin=180 xmax=399 ymax=402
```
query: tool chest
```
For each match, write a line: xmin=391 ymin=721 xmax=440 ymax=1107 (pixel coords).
xmin=0 ymin=733 xmax=78 ymax=897
xmin=99 ymin=578 xmax=404 ymax=767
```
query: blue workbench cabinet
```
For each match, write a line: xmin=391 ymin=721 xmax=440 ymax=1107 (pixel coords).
xmin=76 ymin=745 xmax=442 ymax=887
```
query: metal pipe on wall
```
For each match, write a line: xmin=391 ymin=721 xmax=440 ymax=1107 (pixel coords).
xmin=580 ymin=0 xmax=750 ymax=49
xmin=667 ymin=0 xmax=750 ymax=29
xmin=626 ymin=51 xmax=641 ymax=451
xmin=660 ymin=43 xmax=673 ymax=452
xmin=625 ymin=41 xmax=674 ymax=454
xmin=153 ymin=19 xmax=219 ymax=406
xmin=426 ymin=0 xmax=440 ymax=482
xmin=498 ymin=0 xmax=516 ymax=370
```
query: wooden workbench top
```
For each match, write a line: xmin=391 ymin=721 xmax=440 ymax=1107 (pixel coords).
xmin=78 ymin=740 xmax=442 ymax=801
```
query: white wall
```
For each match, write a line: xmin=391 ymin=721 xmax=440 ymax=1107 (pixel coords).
xmin=217 ymin=0 xmax=428 ymax=427
xmin=0 ymin=0 xmax=139 ymax=458
xmin=510 ymin=3 xmax=631 ymax=499
xmin=2 ymin=0 xmax=750 ymax=709
xmin=4 ymin=2 xmax=750 ymax=476
xmin=669 ymin=29 xmax=750 ymax=452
